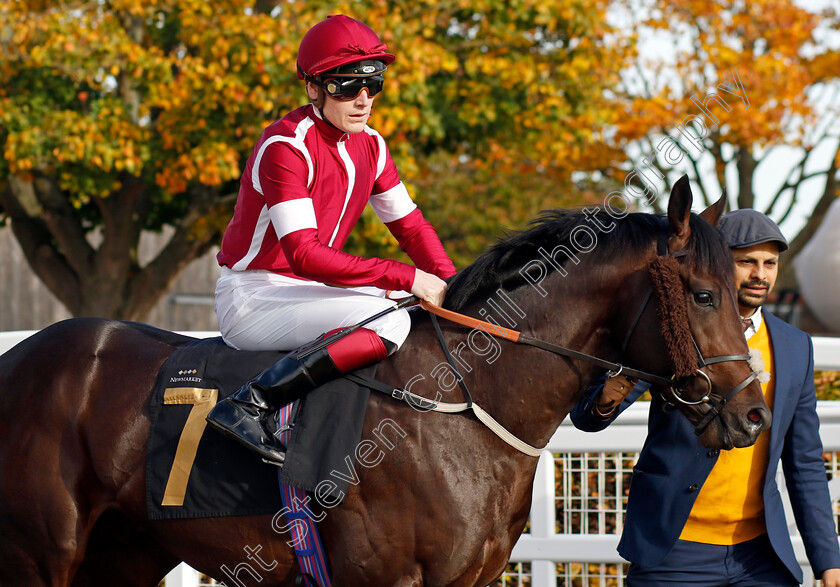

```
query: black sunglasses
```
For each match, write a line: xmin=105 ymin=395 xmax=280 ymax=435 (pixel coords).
xmin=320 ymin=75 xmax=385 ymax=101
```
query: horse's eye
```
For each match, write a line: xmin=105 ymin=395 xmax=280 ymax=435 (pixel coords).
xmin=694 ymin=291 xmax=713 ymax=306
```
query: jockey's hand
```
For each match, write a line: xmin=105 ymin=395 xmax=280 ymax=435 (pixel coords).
xmin=594 ymin=374 xmax=637 ymax=418
xmin=412 ymin=269 xmax=448 ymax=307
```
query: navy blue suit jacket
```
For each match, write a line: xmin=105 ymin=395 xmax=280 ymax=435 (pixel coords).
xmin=570 ymin=311 xmax=840 ymax=581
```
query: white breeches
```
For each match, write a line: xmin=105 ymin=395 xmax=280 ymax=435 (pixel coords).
xmin=214 ymin=267 xmax=412 ymax=352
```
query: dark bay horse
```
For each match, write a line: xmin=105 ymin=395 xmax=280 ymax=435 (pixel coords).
xmin=0 ymin=179 xmax=770 ymax=586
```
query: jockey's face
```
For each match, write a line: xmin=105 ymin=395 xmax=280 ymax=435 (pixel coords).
xmin=307 ymin=82 xmax=374 ymax=134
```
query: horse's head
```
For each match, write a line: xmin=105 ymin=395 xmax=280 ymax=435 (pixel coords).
xmin=621 ymin=176 xmax=770 ymax=450
xmin=441 ymin=181 xmax=770 ymax=451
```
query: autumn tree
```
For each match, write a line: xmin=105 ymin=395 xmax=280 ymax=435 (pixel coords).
xmin=358 ymin=0 xmax=634 ymax=266
xmin=0 ymin=0 xmax=300 ymax=319
xmin=605 ymin=0 xmax=840 ymax=288
xmin=0 ymin=0 xmax=632 ymax=320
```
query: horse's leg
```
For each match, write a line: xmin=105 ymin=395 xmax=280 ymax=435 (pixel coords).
xmin=0 ymin=464 xmax=88 ymax=587
xmin=0 ymin=320 xmax=187 ymax=587
xmin=69 ymin=510 xmax=180 ymax=587
xmin=135 ymin=517 xmax=301 ymax=586
xmin=0 ymin=390 xmax=95 ymax=586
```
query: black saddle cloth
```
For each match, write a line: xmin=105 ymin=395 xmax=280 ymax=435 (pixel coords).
xmin=145 ymin=336 xmax=372 ymax=520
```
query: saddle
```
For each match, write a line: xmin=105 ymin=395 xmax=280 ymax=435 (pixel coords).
xmin=145 ymin=336 xmax=373 ymax=520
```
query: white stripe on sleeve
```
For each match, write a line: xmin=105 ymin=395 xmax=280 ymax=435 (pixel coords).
xmin=369 ymin=182 xmax=417 ymax=223
xmin=269 ymin=198 xmax=318 ymax=239
xmin=231 ymin=205 xmax=272 ymax=271
xmin=252 ymin=118 xmax=316 ymax=194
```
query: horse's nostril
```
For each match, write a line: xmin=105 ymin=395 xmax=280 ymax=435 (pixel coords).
xmin=747 ymin=409 xmax=762 ymax=424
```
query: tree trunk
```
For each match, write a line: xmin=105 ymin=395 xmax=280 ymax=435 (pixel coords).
xmin=0 ymin=174 xmax=229 ymax=322
xmin=735 ymin=148 xmax=756 ymax=210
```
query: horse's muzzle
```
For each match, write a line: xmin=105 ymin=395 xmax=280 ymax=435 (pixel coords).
xmin=701 ymin=400 xmax=771 ymax=450
xmin=734 ymin=404 xmax=772 ymax=447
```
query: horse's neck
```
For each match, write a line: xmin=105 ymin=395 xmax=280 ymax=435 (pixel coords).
xmin=451 ymin=276 xmax=617 ymax=451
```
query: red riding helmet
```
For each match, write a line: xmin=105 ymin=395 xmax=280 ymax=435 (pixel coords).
xmin=296 ymin=15 xmax=396 ymax=81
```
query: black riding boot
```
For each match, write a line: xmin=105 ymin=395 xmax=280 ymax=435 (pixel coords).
xmin=206 ymin=347 xmax=340 ymax=465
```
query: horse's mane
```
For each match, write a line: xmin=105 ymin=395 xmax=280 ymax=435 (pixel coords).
xmin=444 ymin=207 xmax=733 ymax=311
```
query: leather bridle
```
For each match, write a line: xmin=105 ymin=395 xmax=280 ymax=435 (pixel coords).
xmin=334 ymin=237 xmax=762 ymax=454
xmin=420 ymin=244 xmax=760 ymax=438
xmin=619 ymin=243 xmax=760 ymax=435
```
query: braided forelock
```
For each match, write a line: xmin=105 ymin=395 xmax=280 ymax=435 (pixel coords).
xmin=648 ymin=255 xmax=698 ymax=378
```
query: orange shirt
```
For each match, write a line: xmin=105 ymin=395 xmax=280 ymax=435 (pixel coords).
xmin=679 ymin=319 xmax=775 ymax=544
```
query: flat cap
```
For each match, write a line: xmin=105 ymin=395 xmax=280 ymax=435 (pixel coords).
xmin=718 ymin=209 xmax=788 ymax=252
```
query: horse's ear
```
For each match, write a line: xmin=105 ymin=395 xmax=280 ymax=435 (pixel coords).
xmin=699 ymin=189 xmax=727 ymax=228
xmin=667 ymin=175 xmax=692 ymax=252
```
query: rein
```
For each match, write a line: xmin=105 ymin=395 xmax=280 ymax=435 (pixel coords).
xmin=419 ymin=301 xmax=675 ymax=388
xmin=347 ymin=246 xmax=759 ymax=455
xmin=352 ymin=296 xmax=684 ymax=458
xmin=352 ymin=297 xmax=681 ymax=459
xmin=415 ymin=239 xmax=759 ymax=439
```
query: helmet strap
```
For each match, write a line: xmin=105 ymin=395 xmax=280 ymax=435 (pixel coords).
xmin=319 ymin=104 xmax=343 ymax=133
xmin=306 ymin=81 xmax=342 ymax=132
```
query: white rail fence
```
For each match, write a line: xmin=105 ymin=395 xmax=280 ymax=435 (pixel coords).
xmin=510 ymin=337 xmax=840 ymax=586
xmin=1 ymin=333 xmax=839 ymax=586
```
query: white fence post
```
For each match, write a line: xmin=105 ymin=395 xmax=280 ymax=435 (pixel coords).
xmin=529 ymin=450 xmax=558 ymax=584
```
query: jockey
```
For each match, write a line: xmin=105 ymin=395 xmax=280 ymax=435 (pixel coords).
xmin=206 ymin=15 xmax=457 ymax=464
